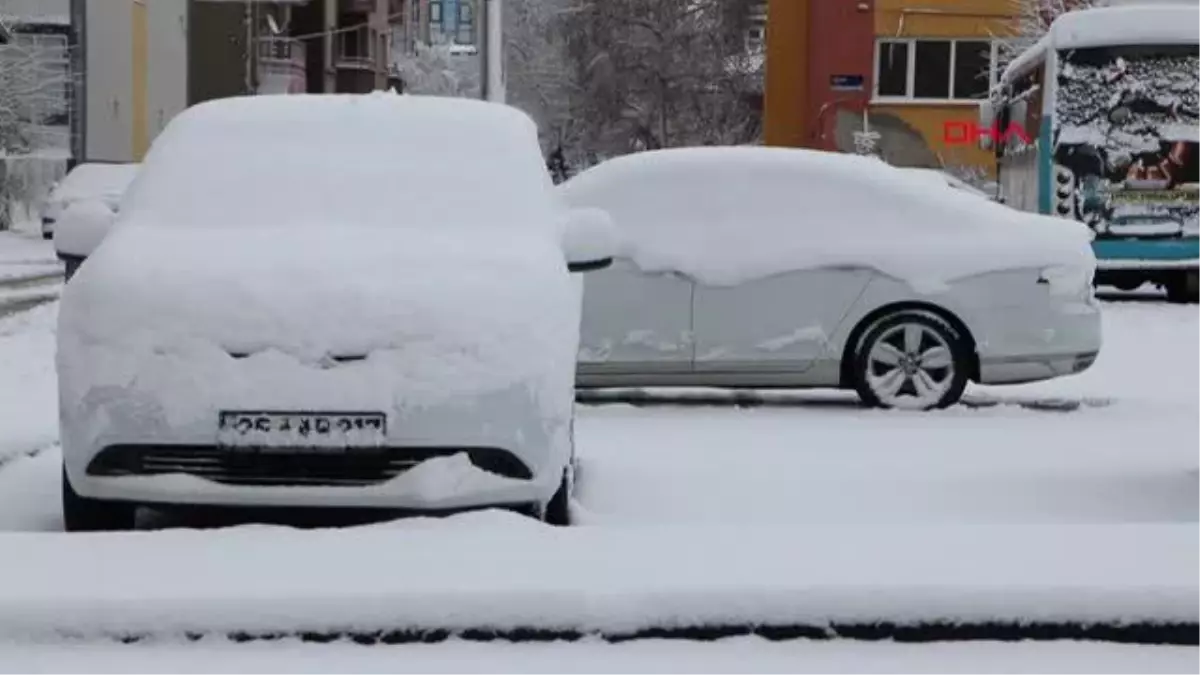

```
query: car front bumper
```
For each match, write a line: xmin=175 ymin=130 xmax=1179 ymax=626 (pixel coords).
xmin=60 ymin=349 xmax=571 ymax=512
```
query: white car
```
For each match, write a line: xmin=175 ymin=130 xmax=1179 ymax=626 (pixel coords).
xmin=39 ymin=163 xmax=138 ymax=240
xmin=57 ymin=94 xmax=616 ymax=531
xmin=561 ymin=147 xmax=1102 ymax=410
xmin=901 ymin=167 xmax=995 ymax=201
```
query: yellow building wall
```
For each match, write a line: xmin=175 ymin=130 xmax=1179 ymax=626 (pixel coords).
xmin=871 ymin=0 xmax=1015 ymax=177
xmin=131 ymin=0 xmax=149 ymax=161
xmin=870 ymin=103 xmax=997 ymax=171
xmin=763 ymin=0 xmax=809 ymax=148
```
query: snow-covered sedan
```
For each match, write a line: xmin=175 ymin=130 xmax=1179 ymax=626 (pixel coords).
xmin=57 ymin=94 xmax=616 ymax=531
xmin=561 ymin=147 xmax=1101 ymax=410
xmin=39 ymin=162 xmax=138 ymax=240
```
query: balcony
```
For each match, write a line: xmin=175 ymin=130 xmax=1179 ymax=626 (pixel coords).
xmin=257 ymin=37 xmax=306 ymax=94
xmin=335 ymin=24 xmax=381 ymax=70
xmin=339 ymin=0 xmax=404 ymax=15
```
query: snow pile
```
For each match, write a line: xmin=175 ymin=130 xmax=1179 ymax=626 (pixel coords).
xmin=559 ymin=147 xmax=1095 ymax=287
xmin=1050 ymin=4 xmax=1198 ymax=52
xmin=0 ymin=514 xmax=1193 ymax=639
xmin=119 ymin=94 xmax=556 ymax=236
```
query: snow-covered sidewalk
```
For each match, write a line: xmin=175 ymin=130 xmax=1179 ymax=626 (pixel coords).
xmin=0 ymin=636 xmax=1194 ymax=674
xmin=0 ymin=303 xmax=58 ymax=467
xmin=0 ymin=511 xmax=1194 ymax=640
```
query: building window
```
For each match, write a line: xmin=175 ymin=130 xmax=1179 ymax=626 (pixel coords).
xmin=429 ymin=1 xmax=442 ymax=23
xmin=874 ymin=38 xmax=997 ymax=101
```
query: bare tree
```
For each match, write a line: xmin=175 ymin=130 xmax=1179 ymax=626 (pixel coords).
xmin=558 ymin=0 xmax=762 ymax=163
xmin=995 ymin=0 xmax=1097 ymax=71
xmin=391 ymin=35 xmax=481 ymax=97
xmin=503 ymin=0 xmax=580 ymax=155
xmin=0 ymin=5 xmax=74 ymax=229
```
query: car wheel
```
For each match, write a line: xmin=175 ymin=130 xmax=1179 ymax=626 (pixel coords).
xmin=542 ymin=469 xmax=572 ymax=527
xmin=1166 ymin=271 xmax=1199 ymax=304
xmin=852 ymin=311 xmax=970 ymax=411
xmin=62 ymin=465 xmax=136 ymax=532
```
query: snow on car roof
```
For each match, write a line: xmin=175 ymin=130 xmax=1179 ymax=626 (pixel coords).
xmin=900 ymin=168 xmax=991 ymax=199
xmin=120 ymin=93 xmax=555 ymax=234
xmin=1002 ymin=4 xmax=1199 ymax=81
xmin=560 ymin=147 xmax=1094 ymax=288
xmin=48 ymin=163 xmax=140 ymax=205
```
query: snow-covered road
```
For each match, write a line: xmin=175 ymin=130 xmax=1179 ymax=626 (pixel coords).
xmin=1 ymin=636 xmax=1195 ymax=674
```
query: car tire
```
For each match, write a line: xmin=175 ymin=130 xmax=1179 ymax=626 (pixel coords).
xmin=541 ymin=469 xmax=572 ymax=527
xmin=1166 ymin=271 xmax=1199 ymax=304
xmin=62 ymin=466 xmax=136 ymax=532
xmin=852 ymin=311 xmax=971 ymax=411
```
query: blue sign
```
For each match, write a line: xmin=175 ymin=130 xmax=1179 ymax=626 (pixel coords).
xmin=831 ymin=75 xmax=865 ymax=92
xmin=443 ymin=0 xmax=459 ymax=36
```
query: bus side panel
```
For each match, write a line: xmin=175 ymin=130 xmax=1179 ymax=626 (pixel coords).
xmin=1038 ymin=122 xmax=1053 ymax=216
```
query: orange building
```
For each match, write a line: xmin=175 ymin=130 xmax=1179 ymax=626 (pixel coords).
xmin=764 ymin=0 xmax=1016 ymax=176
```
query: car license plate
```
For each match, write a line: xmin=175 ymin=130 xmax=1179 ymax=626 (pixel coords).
xmin=217 ymin=411 xmax=387 ymax=450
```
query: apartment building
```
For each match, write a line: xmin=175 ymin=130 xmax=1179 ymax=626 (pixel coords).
xmin=71 ymin=0 xmax=402 ymax=164
xmin=764 ymin=0 xmax=1021 ymax=175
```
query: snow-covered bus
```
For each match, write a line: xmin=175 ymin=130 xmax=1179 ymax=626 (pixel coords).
xmin=981 ymin=2 xmax=1198 ymax=302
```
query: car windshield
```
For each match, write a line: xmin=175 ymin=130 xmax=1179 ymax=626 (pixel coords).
xmin=119 ymin=95 xmax=556 ymax=235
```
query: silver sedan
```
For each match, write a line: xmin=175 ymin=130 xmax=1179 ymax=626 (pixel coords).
xmin=560 ymin=147 xmax=1103 ymax=410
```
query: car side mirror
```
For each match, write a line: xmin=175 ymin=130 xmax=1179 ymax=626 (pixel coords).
xmin=53 ymin=199 xmax=118 ymax=264
xmin=562 ymin=207 xmax=618 ymax=273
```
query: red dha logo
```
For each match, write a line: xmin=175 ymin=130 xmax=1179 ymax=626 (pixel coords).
xmin=943 ymin=120 xmax=1033 ymax=146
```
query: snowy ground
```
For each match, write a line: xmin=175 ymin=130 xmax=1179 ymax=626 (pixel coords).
xmin=0 ymin=252 xmax=1195 ymax=670
xmin=1 ymin=636 xmax=1195 ymax=674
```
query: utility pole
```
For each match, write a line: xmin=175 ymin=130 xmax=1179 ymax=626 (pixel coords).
xmin=478 ymin=0 xmax=504 ymax=102
xmin=323 ymin=0 xmax=337 ymax=93
xmin=373 ymin=0 xmax=388 ymax=90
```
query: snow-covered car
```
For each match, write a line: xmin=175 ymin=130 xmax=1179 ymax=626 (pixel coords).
xmin=561 ymin=147 xmax=1102 ymax=410
xmin=57 ymin=93 xmax=616 ymax=531
xmin=901 ymin=168 xmax=996 ymax=201
xmin=39 ymin=162 xmax=139 ymax=240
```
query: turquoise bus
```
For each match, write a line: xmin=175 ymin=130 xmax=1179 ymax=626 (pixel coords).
xmin=982 ymin=2 xmax=1198 ymax=303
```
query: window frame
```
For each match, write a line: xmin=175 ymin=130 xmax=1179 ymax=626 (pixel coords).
xmin=872 ymin=38 xmax=1000 ymax=104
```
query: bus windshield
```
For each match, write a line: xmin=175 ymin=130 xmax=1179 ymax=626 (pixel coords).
xmin=1053 ymin=44 xmax=1198 ymax=232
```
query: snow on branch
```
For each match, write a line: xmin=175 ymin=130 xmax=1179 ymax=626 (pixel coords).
xmin=995 ymin=0 xmax=1098 ymax=71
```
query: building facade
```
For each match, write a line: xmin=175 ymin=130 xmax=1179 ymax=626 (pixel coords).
xmin=764 ymin=0 xmax=1017 ymax=175
xmin=70 ymin=0 xmax=401 ymax=165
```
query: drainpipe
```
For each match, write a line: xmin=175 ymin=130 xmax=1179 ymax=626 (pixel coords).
xmin=479 ymin=0 xmax=504 ymax=102
xmin=323 ymin=0 xmax=337 ymax=92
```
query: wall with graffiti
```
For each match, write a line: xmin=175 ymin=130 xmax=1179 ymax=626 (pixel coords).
xmin=1051 ymin=46 xmax=1199 ymax=240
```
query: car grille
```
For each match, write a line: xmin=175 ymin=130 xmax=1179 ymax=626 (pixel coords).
xmin=86 ymin=445 xmax=531 ymax=487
